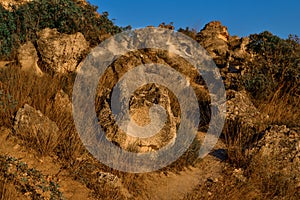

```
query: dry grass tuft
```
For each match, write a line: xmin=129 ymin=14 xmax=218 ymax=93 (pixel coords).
xmin=257 ymin=87 xmax=300 ymax=127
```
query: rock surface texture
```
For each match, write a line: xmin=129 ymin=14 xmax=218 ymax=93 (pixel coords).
xmin=13 ymin=104 xmax=59 ymax=154
xmin=17 ymin=41 xmax=43 ymax=75
xmin=37 ymin=28 xmax=89 ymax=74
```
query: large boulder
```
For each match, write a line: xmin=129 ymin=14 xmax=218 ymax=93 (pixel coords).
xmin=37 ymin=28 xmax=89 ymax=74
xmin=98 ymin=83 xmax=180 ymax=153
xmin=17 ymin=41 xmax=43 ymax=76
xmin=226 ymin=90 xmax=263 ymax=125
xmin=93 ymin=50 xmax=209 ymax=153
xmin=13 ymin=104 xmax=59 ymax=154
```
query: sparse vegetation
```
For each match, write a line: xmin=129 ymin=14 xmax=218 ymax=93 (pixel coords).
xmin=0 ymin=155 xmax=63 ymax=199
xmin=0 ymin=1 xmax=299 ymax=199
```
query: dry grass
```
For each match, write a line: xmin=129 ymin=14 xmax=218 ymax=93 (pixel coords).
xmin=0 ymin=65 xmax=133 ymax=198
xmin=185 ymin=158 xmax=300 ymax=200
xmin=257 ymin=87 xmax=300 ymax=127
xmin=185 ymin=86 xmax=300 ymax=200
xmin=222 ymin=117 xmax=263 ymax=168
xmin=0 ymin=180 xmax=24 ymax=200
xmin=0 ymin=65 xmax=84 ymax=162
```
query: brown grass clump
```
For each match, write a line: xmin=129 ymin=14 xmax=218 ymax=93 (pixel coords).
xmin=0 ymin=65 xmax=84 ymax=161
xmin=0 ymin=179 xmax=23 ymax=200
xmin=257 ymin=87 xmax=300 ymax=127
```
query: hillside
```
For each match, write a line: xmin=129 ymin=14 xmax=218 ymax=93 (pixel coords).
xmin=0 ymin=0 xmax=300 ymax=199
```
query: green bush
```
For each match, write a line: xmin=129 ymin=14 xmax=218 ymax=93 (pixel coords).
xmin=244 ymin=31 xmax=300 ymax=99
xmin=0 ymin=0 xmax=123 ymax=60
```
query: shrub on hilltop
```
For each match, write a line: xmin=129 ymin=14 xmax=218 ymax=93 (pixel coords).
xmin=0 ymin=0 xmax=123 ymax=60
xmin=244 ymin=31 xmax=300 ymax=100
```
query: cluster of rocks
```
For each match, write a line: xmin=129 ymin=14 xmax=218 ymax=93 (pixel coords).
xmin=1 ymin=6 xmax=298 ymax=195
xmin=197 ymin=21 xmax=251 ymax=90
xmin=247 ymin=125 xmax=300 ymax=190
xmin=17 ymin=28 xmax=89 ymax=75
xmin=13 ymin=21 xmax=297 ymax=159
xmin=250 ymin=125 xmax=300 ymax=175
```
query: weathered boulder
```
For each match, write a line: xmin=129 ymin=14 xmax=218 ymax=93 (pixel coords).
xmin=224 ymin=90 xmax=267 ymax=141
xmin=226 ymin=90 xmax=263 ymax=125
xmin=17 ymin=41 xmax=43 ymax=76
xmin=13 ymin=104 xmax=59 ymax=154
xmin=94 ymin=49 xmax=209 ymax=153
xmin=250 ymin=125 xmax=300 ymax=188
xmin=98 ymin=83 xmax=180 ymax=153
xmin=37 ymin=28 xmax=89 ymax=74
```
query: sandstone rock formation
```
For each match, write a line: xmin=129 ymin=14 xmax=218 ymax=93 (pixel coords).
xmin=94 ymin=49 xmax=210 ymax=153
xmin=224 ymin=89 xmax=267 ymax=143
xmin=197 ymin=21 xmax=230 ymax=66
xmin=196 ymin=21 xmax=251 ymax=90
xmin=13 ymin=104 xmax=59 ymax=154
xmin=37 ymin=28 xmax=89 ymax=74
xmin=17 ymin=41 xmax=43 ymax=76
xmin=226 ymin=90 xmax=265 ymax=126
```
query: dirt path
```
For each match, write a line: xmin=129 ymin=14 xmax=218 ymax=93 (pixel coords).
xmin=135 ymin=133 xmax=226 ymax=200
xmin=140 ymin=156 xmax=223 ymax=200
xmin=1 ymin=127 xmax=226 ymax=200
xmin=0 ymin=127 xmax=96 ymax=200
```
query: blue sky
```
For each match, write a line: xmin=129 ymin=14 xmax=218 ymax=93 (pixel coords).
xmin=89 ymin=0 xmax=300 ymax=39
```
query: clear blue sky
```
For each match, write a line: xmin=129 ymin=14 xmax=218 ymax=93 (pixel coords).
xmin=89 ymin=0 xmax=300 ymax=39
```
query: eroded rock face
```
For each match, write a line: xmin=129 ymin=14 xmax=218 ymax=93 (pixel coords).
xmin=17 ymin=41 xmax=43 ymax=76
xmin=13 ymin=104 xmax=59 ymax=154
xmin=37 ymin=28 xmax=89 ymax=74
xmin=226 ymin=90 xmax=263 ymax=125
xmin=196 ymin=21 xmax=250 ymax=90
xmin=250 ymin=125 xmax=300 ymax=187
xmin=95 ymin=50 xmax=210 ymax=153
xmin=224 ymin=90 xmax=267 ymax=141
xmin=98 ymin=83 xmax=180 ymax=153
xmin=197 ymin=21 xmax=230 ymax=66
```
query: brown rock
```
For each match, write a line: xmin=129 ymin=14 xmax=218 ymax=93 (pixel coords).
xmin=13 ymin=104 xmax=59 ymax=154
xmin=250 ymin=125 xmax=300 ymax=187
xmin=37 ymin=28 xmax=89 ymax=74
xmin=17 ymin=41 xmax=43 ymax=76
xmin=196 ymin=21 xmax=230 ymax=67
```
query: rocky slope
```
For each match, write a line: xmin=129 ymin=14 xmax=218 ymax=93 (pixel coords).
xmin=0 ymin=0 xmax=299 ymax=199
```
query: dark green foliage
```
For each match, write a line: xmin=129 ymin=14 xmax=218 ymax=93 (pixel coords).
xmin=0 ymin=0 xmax=122 ymax=60
xmin=0 ymin=6 xmax=17 ymax=58
xmin=244 ymin=31 xmax=300 ymax=99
